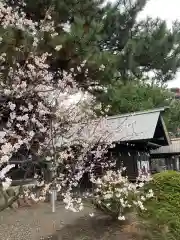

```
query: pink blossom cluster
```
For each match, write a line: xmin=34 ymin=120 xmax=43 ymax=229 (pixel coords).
xmin=93 ymin=169 xmax=154 ymax=220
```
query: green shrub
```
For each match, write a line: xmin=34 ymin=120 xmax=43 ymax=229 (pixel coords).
xmin=139 ymin=171 xmax=180 ymax=240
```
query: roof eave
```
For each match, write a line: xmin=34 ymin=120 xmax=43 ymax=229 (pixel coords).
xmin=159 ymin=115 xmax=171 ymax=146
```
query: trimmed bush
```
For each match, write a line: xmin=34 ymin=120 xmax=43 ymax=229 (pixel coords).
xmin=139 ymin=171 xmax=180 ymax=240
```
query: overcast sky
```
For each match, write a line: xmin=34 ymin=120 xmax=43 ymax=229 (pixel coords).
xmin=137 ymin=0 xmax=180 ymax=88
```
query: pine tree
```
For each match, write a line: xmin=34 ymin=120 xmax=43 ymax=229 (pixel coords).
xmin=94 ymin=81 xmax=171 ymax=115
xmin=92 ymin=0 xmax=180 ymax=136
xmin=3 ymin=0 xmax=180 ymax=136
xmin=5 ymin=0 xmax=117 ymax=92
xmin=6 ymin=0 xmax=180 ymax=89
xmin=101 ymin=0 xmax=180 ymax=83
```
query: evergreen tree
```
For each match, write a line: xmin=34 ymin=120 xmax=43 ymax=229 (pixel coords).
xmin=164 ymin=99 xmax=180 ymax=137
xmin=101 ymin=0 xmax=180 ymax=83
xmin=6 ymin=0 xmax=180 ymax=91
xmin=5 ymin=0 xmax=117 ymax=92
xmin=95 ymin=82 xmax=171 ymax=115
xmin=4 ymin=0 xmax=180 ymax=137
xmin=94 ymin=0 xmax=180 ymax=136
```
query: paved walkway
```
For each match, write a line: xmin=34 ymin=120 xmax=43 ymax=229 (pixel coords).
xmin=0 ymin=202 xmax=133 ymax=240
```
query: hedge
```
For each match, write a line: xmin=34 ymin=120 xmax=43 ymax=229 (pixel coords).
xmin=139 ymin=171 xmax=180 ymax=240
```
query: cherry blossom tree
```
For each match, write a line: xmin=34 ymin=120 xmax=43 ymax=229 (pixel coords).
xmin=0 ymin=1 xmax=152 ymax=216
xmin=0 ymin=0 xmax=116 ymax=209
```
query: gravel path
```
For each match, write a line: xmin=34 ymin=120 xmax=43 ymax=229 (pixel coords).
xmin=0 ymin=202 xmax=92 ymax=240
xmin=0 ymin=202 xmax=134 ymax=240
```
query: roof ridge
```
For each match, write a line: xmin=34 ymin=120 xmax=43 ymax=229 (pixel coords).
xmin=107 ymin=107 xmax=168 ymax=120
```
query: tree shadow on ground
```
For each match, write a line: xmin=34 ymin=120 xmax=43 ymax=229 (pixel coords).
xmin=42 ymin=214 xmax=133 ymax=240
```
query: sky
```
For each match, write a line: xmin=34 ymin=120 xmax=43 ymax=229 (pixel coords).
xmin=137 ymin=0 xmax=180 ymax=88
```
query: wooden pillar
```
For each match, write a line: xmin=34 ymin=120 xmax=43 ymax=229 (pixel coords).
xmin=149 ymin=158 xmax=152 ymax=173
xmin=171 ymin=157 xmax=176 ymax=170
xmin=174 ymin=156 xmax=179 ymax=171
xmin=165 ymin=158 xmax=170 ymax=170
